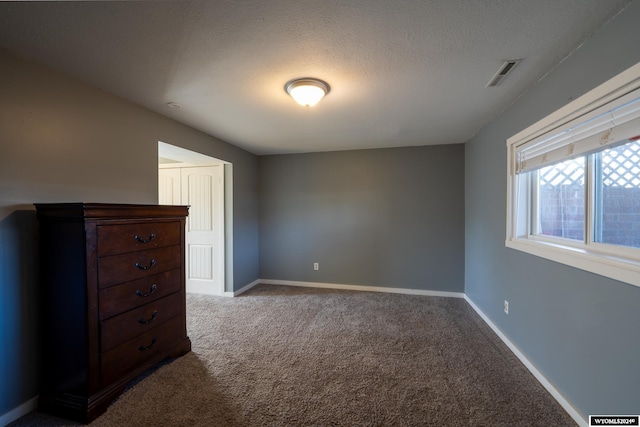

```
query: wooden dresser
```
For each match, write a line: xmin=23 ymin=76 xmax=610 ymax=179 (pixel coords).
xmin=34 ymin=203 xmax=191 ymax=423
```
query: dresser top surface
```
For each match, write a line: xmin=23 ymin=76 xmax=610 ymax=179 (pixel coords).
xmin=34 ymin=203 xmax=189 ymax=220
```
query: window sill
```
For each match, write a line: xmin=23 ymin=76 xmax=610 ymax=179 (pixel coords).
xmin=505 ymin=238 xmax=640 ymax=288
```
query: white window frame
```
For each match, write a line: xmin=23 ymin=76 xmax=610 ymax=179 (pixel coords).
xmin=506 ymin=62 xmax=640 ymax=288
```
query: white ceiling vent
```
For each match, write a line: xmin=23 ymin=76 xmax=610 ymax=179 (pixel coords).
xmin=485 ymin=60 xmax=521 ymax=88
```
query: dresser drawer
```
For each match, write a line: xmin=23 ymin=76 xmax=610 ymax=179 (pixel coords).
xmin=101 ymin=292 xmax=182 ymax=352
xmin=98 ymin=245 xmax=181 ymax=288
xmin=97 ymin=221 xmax=181 ymax=257
xmin=99 ymin=268 xmax=181 ymax=320
xmin=101 ymin=315 xmax=184 ymax=386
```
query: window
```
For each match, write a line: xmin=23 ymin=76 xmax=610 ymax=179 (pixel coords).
xmin=506 ymin=62 xmax=640 ymax=288
xmin=594 ymin=140 xmax=640 ymax=248
xmin=535 ymin=157 xmax=586 ymax=241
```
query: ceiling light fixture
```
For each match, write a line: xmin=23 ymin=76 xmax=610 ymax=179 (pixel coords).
xmin=285 ymin=78 xmax=330 ymax=107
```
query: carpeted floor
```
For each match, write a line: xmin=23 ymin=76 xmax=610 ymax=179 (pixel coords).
xmin=11 ymin=284 xmax=576 ymax=426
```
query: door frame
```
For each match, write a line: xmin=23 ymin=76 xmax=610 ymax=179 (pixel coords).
xmin=158 ymin=141 xmax=234 ymax=295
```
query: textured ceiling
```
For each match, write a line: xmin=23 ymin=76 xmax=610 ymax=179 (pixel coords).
xmin=0 ymin=1 xmax=630 ymax=155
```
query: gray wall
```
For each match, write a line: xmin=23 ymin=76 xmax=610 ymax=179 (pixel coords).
xmin=465 ymin=2 xmax=640 ymax=419
xmin=259 ymin=145 xmax=465 ymax=291
xmin=0 ymin=49 xmax=259 ymax=416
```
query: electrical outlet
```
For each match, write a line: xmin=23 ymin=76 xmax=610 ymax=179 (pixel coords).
xmin=313 ymin=262 xmax=319 ymax=271
xmin=504 ymin=300 xmax=509 ymax=315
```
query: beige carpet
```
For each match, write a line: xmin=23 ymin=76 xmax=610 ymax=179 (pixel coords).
xmin=11 ymin=284 xmax=576 ymax=426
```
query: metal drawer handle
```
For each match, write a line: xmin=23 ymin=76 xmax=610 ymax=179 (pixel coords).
xmin=135 ymin=284 xmax=157 ymax=297
xmin=138 ymin=337 xmax=157 ymax=351
xmin=138 ymin=311 xmax=158 ymax=325
xmin=135 ymin=259 xmax=156 ymax=271
xmin=134 ymin=233 xmax=156 ymax=243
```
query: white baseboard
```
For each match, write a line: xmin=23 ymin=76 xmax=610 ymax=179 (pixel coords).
xmin=0 ymin=396 xmax=38 ymax=426
xmin=226 ymin=279 xmax=261 ymax=297
xmin=186 ymin=280 xmax=260 ymax=298
xmin=463 ymin=295 xmax=586 ymax=427
xmin=258 ymin=279 xmax=465 ymax=298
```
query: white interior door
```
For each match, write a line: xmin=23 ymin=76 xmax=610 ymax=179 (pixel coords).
xmin=159 ymin=165 xmax=224 ymax=295
xmin=158 ymin=168 xmax=181 ymax=205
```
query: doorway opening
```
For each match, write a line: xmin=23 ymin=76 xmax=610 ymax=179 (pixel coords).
xmin=158 ymin=141 xmax=233 ymax=296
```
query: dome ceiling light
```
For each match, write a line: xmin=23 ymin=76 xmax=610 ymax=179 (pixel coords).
xmin=285 ymin=78 xmax=330 ymax=108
